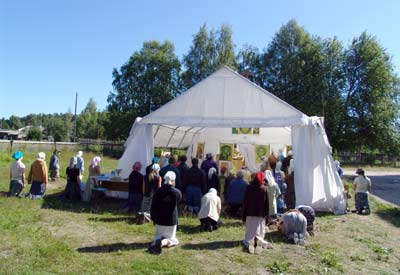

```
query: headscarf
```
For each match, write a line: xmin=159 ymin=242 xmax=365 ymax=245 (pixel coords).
xmin=152 ymin=156 xmax=159 ymax=163
xmin=164 ymin=171 xmax=176 ymax=185
xmin=91 ymin=156 xmax=102 ymax=168
xmin=69 ymin=156 xmax=78 ymax=168
xmin=255 ymin=171 xmax=265 ymax=186
xmin=334 ymin=160 xmax=341 ymax=169
xmin=37 ymin=152 xmax=46 ymax=160
xmin=208 ymin=188 xmax=217 ymax=196
xmin=208 ymin=167 xmax=217 ymax=180
xmin=288 ymin=158 xmax=295 ymax=174
xmin=77 ymin=151 xmax=83 ymax=157
xmin=12 ymin=151 xmax=23 ymax=160
xmin=265 ymin=170 xmax=277 ymax=186
xmin=132 ymin=161 xmax=142 ymax=172
xmin=151 ymin=163 xmax=160 ymax=173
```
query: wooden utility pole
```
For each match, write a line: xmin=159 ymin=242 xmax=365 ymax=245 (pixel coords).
xmin=74 ymin=92 xmax=78 ymax=142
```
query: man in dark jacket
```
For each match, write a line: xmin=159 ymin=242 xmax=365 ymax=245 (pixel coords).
xmin=242 ymin=172 xmax=273 ymax=254
xmin=149 ymin=171 xmax=182 ymax=254
xmin=183 ymin=158 xmax=207 ymax=214
xmin=200 ymin=153 xmax=218 ymax=175
xmin=160 ymin=157 xmax=182 ymax=191
xmin=177 ymin=155 xmax=189 ymax=193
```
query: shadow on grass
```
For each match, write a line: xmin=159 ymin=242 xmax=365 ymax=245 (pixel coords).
xmin=375 ymin=207 xmax=400 ymax=227
xmin=88 ymin=216 xmax=137 ymax=224
xmin=77 ymin=242 xmax=150 ymax=253
xmin=41 ymin=191 xmax=128 ymax=215
xmin=178 ymin=221 xmax=243 ymax=234
xmin=181 ymin=240 xmax=242 ymax=250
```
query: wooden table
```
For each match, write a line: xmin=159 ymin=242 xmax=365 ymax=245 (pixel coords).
xmin=97 ymin=179 xmax=129 ymax=192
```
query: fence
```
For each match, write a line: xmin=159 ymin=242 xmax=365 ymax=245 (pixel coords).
xmin=77 ymin=139 xmax=124 ymax=158
xmin=336 ymin=152 xmax=399 ymax=166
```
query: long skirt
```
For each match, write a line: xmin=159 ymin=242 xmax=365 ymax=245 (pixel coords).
xmin=82 ymin=177 xmax=95 ymax=201
xmin=30 ymin=181 xmax=46 ymax=198
xmin=243 ymin=216 xmax=271 ymax=248
xmin=355 ymin=192 xmax=369 ymax=213
xmin=154 ymin=224 xmax=179 ymax=247
xmin=186 ymin=185 xmax=202 ymax=213
xmin=9 ymin=180 xmax=23 ymax=197
xmin=64 ymin=180 xmax=82 ymax=201
xmin=127 ymin=193 xmax=143 ymax=213
xmin=200 ymin=217 xmax=222 ymax=231
xmin=142 ymin=195 xmax=152 ymax=214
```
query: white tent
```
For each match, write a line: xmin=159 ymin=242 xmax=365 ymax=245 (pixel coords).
xmin=117 ymin=66 xmax=345 ymax=214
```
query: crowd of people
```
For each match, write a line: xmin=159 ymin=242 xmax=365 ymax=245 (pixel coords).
xmin=126 ymin=151 xmax=320 ymax=255
xmin=7 ymin=150 xmax=102 ymax=201
xmin=7 ymin=149 xmax=372 ymax=255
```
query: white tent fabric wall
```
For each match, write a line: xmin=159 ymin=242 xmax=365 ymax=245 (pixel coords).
xmin=117 ymin=66 xmax=345 ymax=214
xmin=293 ymin=118 xmax=345 ymax=214
xmin=118 ymin=118 xmax=154 ymax=177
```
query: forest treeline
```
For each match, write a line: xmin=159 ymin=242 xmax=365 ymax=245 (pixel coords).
xmin=1 ymin=20 xmax=399 ymax=154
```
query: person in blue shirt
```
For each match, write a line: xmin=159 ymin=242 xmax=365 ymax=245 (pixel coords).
xmin=225 ymin=170 xmax=248 ymax=217
xmin=49 ymin=150 xmax=60 ymax=181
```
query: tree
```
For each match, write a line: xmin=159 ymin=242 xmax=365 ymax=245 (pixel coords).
xmin=26 ymin=126 xmax=42 ymax=141
xmin=8 ymin=115 xmax=23 ymax=129
xmin=77 ymin=98 xmax=105 ymax=140
xmin=236 ymin=44 xmax=263 ymax=84
xmin=107 ymin=40 xmax=182 ymax=140
xmin=338 ymin=32 xmax=400 ymax=152
xmin=182 ymin=24 xmax=237 ymax=89
xmin=261 ymin=20 xmax=324 ymax=114
xmin=256 ymin=20 xmax=349 ymax=149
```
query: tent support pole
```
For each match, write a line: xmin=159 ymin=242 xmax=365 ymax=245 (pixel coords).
xmin=177 ymin=127 xmax=194 ymax=148
xmin=166 ymin=126 xmax=180 ymax=147
xmin=153 ymin=125 xmax=161 ymax=139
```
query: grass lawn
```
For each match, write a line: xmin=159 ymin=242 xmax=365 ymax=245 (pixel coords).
xmin=0 ymin=151 xmax=399 ymax=274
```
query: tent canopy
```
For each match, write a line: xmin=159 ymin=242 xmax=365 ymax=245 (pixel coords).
xmin=118 ymin=66 xmax=345 ymax=214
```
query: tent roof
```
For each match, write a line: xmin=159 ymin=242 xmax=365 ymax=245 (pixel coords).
xmin=139 ymin=66 xmax=309 ymax=128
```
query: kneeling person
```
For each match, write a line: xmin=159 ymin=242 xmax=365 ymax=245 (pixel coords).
xmin=149 ymin=171 xmax=182 ymax=254
xmin=278 ymin=209 xmax=307 ymax=245
xmin=198 ymin=188 xmax=222 ymax=232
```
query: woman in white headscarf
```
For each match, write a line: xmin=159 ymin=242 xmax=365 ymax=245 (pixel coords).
xmin=271 ymin=161 xmax=286 ymax=214
xmin=198 ymin=188 xmax=222 ymax=232
xmin=206 ymin=167 xmax=220 ymax=195
xmin=285 ymin=159 xmax=295 ymax=210
xmin=89 ymin=156 xmax=102 ymax=177
xmin=149 ymin=171 xmax=182 ymax=254
xmin=265 ymin=169 xmax=281 ymax=219
xmin=27 ymin=152 xmax=48 ymax=199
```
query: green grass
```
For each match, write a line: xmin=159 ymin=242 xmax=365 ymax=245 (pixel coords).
xmin=0 ymin=153 xmax=399 ymax=274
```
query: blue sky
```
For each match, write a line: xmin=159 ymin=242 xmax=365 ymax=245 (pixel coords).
xmin=1 ymin=0 xmax=399 ymax=119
